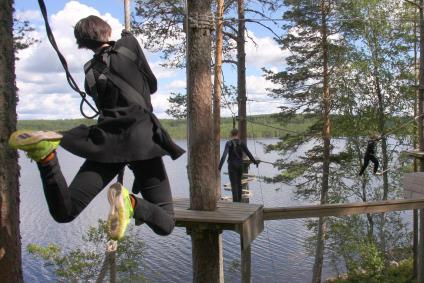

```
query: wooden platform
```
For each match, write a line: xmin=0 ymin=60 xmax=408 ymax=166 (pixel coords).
xmin=173 ymin=198 xmax=264 ymax=250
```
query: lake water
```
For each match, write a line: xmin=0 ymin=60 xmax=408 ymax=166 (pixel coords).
xmin=20 ymin=139 xmax=345 ymax=282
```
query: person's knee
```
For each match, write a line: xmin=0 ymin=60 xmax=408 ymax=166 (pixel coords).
xmin=51 ymin=212 xmax=75 ymax=223
xmin=156 ymin=221 xmax=175 ymax=236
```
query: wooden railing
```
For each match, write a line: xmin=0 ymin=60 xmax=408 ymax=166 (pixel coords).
xmin=263 ymin=198 xmax=424 ymax=220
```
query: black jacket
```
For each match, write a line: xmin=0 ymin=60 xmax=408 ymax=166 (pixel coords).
xmin=218 ymin=139 xmax=257 ymax=170
xmin=60 ymin=32 xmax=184 ymax=162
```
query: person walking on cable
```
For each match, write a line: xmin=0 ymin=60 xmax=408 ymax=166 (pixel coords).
xmin=359 ymin=134 xmax=381 ymax=176
xmin=218 ymin=129 xmax=259 ymax=202
xmin=9 ymin=15 xmax=185 ymax=240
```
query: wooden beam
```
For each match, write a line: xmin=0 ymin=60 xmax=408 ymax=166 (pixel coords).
xmin=404 ymin=150 xmax=424 ymax=159
xmin=264 ymin=198 xmax=424 ymax=220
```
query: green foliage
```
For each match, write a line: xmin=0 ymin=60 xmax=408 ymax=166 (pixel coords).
xmin=27 ymin=219 xmax=147 ymax=282
xmin=166 ymin=92 xmax=187 ymax=119
xmin=327 ymin=258 xmax=415 ymax=283
xmin=13 ymin=18 xmax=40 ymax=54
xmin=17 ymin=114 xmax=317 ymax=140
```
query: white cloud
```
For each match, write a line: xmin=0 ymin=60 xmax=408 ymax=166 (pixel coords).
xmin=165 ymin=79 xmax=186 ymax=90
xmin=245 ymin=31 xmax=288 ymax=69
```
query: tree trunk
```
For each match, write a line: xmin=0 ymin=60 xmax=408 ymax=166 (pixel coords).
xmin=187 ymin=0 xmax=216 ymax=211
xmin=186 ymin=1 xmax=221 ymax=282
xmin=214 ymin=0 xmax=224 ymax=199
xmin=312 ymin=2 xmax=330 ymax=282
xmin=124 ymin=0 xmax=131 ymax=31
xmin=237 ymin=0 xmax=247 ymax=143
xmin=0 ymin=0 xmax=23 ymax=281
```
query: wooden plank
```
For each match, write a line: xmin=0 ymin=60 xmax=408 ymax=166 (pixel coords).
xmin=174 ymin=199 xmax=263 ymax=224
xmin=174 ymin=198 xmax=264 ymax=249
xmin=239 ymin=207 xmax=264 ymax=250
xmin=404 ymin=150 xmax=424 ymax=159
xmin=263 ymin=198 xmax=424 ymax=220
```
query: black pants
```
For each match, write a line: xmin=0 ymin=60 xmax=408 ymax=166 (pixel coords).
xmin=228 ymin=163 xmax=243 ymax=202
xmin=359 ymin=154 xmax=379 ymax=176
xmin=37 ymin=155 xmax=175 ymax=236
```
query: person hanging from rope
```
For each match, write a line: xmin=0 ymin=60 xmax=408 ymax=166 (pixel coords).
xmin=218 ymin=128 xmax=260 ymax=202
xmin=359 ymin=133 xmax=382 ymax=176
xmin=9 ymin=15 xmax=185 ymax=240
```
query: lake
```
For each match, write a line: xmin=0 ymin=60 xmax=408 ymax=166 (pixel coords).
xmin=20 ymin=139 xmax=352 ymax=282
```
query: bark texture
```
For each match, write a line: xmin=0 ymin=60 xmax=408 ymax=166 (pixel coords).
xmin=0 ymin=0 xmax=23 ymax=281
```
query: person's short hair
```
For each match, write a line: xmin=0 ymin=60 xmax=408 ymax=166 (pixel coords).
xmin=74 ymin=15 xmax=111 ymax=50
xmin=230 ymin=128 xmax=238 ymax=137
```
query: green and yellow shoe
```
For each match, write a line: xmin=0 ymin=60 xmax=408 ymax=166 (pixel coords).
xmin=107 ymin=183 xmax=134 ymax=241
xmin=8 ymin=130 xmax=62 ymax=162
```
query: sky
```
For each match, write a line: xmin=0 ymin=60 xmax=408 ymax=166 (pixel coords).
xmin=14 ymin=0 xmax=287 ymax=120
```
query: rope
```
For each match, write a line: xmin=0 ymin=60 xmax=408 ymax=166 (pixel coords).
xmin=379 ymin=113 xmax=424 ymax=139
xmin=37 ymin=0 xmax=99 ymax=119
xmin=238 ymin=116 xmax=299 ymax=134
xmin=248 ymin=101 xmax=278 ymax=281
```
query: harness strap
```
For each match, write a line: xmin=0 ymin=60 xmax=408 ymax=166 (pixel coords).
xmin=84 ymin=61 xmax=99 ymax=103
xmin=84 ymin=45 xmax=149 ymax=110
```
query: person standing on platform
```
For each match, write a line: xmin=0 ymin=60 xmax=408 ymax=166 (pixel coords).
xmin=218 ymin=129 xmax=259 ymax=202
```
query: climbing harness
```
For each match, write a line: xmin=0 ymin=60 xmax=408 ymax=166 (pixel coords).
xmin=37 ymin=0 xmax=99 ymax=119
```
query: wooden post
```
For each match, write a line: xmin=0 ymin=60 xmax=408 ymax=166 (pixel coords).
xmin=418 ymin=1 xmax=424 ymax=282
xmin=237 ymin=0 xmax=247 ymax=143
xmin=186 ymin=1 xmax=222 ymax=282
xmin=236 ymin=1 xmax=252 ymax=282
xmin=414 ymin=3 xmax=419 ymax=277
xmin=124 ymin=0 xmax=131 ymax=31
xmin=214 ymin=2 xmax=225 ymax=281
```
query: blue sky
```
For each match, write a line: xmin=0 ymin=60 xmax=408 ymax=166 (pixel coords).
xmin=14 ymin=0 xmax=287 ymax=120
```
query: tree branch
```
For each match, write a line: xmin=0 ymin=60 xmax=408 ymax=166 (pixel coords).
xmin=404 ymin=0 xmax=422 ymax=10
xmin=222 ymin=59 xmax=238 ymax=65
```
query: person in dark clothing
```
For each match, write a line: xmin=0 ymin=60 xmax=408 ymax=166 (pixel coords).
xmin=218 ymin=129 xmax=260 ymax=202
xmin=9 ymin=15 xmax=184 ymax=240
xmin=359 ymin=135 xmax=381 ymax=176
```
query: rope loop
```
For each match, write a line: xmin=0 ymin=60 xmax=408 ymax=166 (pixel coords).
xmin=188 ymin=12 xmax=215 ymax=30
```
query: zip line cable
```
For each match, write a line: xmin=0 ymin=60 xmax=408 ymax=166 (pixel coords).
xmin=248 ymin=101 xmax=278 ymax=281
xmin=379 ymin=113 xmax=424 ymax=139
xmin=37 ymin=0 xmax=99 ymax=119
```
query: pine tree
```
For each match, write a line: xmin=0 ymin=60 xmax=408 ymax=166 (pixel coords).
xmin=264 ymin=1 xmax=354 ymax=281
xmin=0 ymin=0 xmax=22 ymax=281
